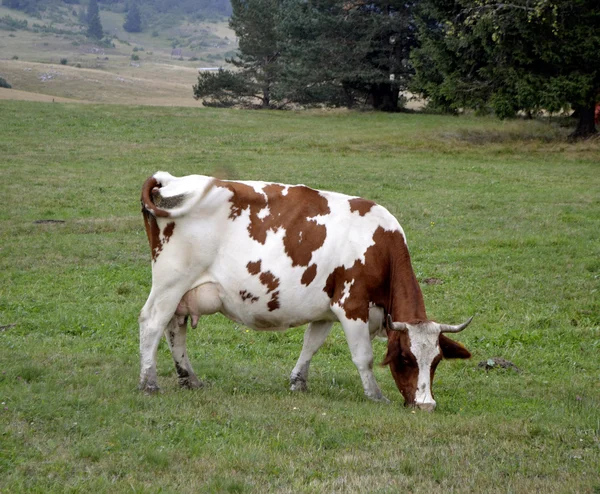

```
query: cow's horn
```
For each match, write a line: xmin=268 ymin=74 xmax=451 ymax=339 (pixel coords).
xmin=387 ymin=314 xmax=409 ymax=331
xmin=439 ymin=316 xmax=474 ymax=333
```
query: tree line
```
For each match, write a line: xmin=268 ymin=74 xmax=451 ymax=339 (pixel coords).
xmin=193 ymin=0 xmax=599 ymax=138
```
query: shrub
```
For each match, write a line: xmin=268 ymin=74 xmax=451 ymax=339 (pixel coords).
xmin=60 ymin=58 xmax=68 ymax=65
xmin=131 ymin=54 xmax=139 ymax=61
xmin=12 ymin=55 xmax=18 ymax=60
xmin=0 ymin=77 xmax=12 ymax=89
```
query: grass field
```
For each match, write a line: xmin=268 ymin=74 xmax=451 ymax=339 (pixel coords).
xmin=0 ymin=100 xmax=599 ymax=492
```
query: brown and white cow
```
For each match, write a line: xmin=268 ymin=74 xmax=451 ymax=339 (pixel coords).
xmin=139 ymin=172 xmax=472 ymax=410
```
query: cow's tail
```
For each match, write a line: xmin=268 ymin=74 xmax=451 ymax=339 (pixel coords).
xmin=140 ymin=172 xmax=216 ymax=219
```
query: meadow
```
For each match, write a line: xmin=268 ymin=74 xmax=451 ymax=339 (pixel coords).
xmin=0 ymin=4 xmax=234 ymax=106
xmin=0 ymin=100 xmax=599 ymax=492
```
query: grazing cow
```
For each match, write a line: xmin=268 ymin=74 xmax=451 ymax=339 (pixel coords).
xmin=139 ymin=172 xmax=473 ymax=410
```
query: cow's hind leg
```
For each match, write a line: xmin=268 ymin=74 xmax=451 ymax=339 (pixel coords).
xmin=333 ymin=309 xmax=388 ymax=402
xmin=165 ymin=316 xmax=203 ymax=389
xmin=290 ymin=321 xmax=333 ymax=392
xmin=138 ymin=289 xmax=185 ymax=393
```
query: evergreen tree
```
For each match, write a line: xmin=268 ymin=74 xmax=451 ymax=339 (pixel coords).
xmin=86 ymin=0 xmax=103 ymax=39
xmin=123 ymin=1 xmax=142 ymax=33
xmin=412 ymin=0 xmax=599 ymax=138
xmin=194 ymin=0 xmax=281 ymax=108
xmin=277 ymin=0 xmax=417 ymax=111
xmin=228 ymin=0 xmax=281 ymax=108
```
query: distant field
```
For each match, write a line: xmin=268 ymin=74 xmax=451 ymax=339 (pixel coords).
xmin=0 ymin=59 xmax=201 ymax=105
xmin=0 ymin=101 xmax=599 ymax=492
xmin=0 ymin=4 xmax=234 ymax=105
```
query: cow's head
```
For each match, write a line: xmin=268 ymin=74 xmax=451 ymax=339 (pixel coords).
xmin=383 ymin=315 xmax=472 ymax=411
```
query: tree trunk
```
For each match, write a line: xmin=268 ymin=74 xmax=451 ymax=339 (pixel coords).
xmin=261 ymin=86 xmax=270 ymax=109
xmin=370 ymin=83 xmax=399 ymax=112
xmin=569 ymin=102 xmax=597 ymax=139
xmin=342 ymin=82 xmax=354 ymax=109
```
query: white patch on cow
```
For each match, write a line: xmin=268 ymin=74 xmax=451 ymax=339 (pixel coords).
xmin=257 ymin=206 xmax=271 ymax=220
xmin=339 ymin=279 xmax=355 ymax=305
xmin=281 ymin=186 xmax=289 ymax=196
xmin=408 ymin=323 xmax=441 ymax=409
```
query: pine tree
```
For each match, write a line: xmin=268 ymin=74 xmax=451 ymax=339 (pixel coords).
xmin=228 ymin=0 xmax=281 ymax=108
xmin=194 ymin=0 xmax=281 ymax=108
xmin=87 ymin=0 xmax=103 ymax=39
xmin=277 ymin=0 xmax=417 ymax=111
xmin=123 ymin=1 xmax=142 ymax=33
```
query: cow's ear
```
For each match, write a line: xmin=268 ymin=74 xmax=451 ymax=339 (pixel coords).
xmin=439 ymin=334 xmax=471 ymax=360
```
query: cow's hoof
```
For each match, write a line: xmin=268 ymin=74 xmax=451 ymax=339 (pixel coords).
xmin=290 ymin=377 xmax=308 ymax=392
xmin=140 ymin=382 xmax=160 ymax=394
xmin=179 ymin=377 xmax=204 ymax=389
xmin=367 ymin=393 xmax=390 ymax=403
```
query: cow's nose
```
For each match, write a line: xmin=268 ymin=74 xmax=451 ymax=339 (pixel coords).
xmin=414 ymin=401 xmax=436 ymax=412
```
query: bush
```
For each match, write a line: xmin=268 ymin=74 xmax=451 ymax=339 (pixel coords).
xmin=12 ymin=55 xmax=18 ymax=60
xmin=60 ymin=58 xmax=68 ymax=65
xmin=131 ymin=54 xmax=139 ymax=61
xmin=0 ymin=77 xmax=12 ymax=89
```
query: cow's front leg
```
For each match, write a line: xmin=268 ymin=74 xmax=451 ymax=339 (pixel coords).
xmin=138 ymin=290 xmax=183 ymax=393
xmin=165 ymin=316 xmax=203 ymax=389
xmin=335 ymin=313 xmax=388 ymax=402
xmin=290 ymin=321 xmax=333 ymax=392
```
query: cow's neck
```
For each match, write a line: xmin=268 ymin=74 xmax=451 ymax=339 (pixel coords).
xmin=389 ymin=242 xmax=428 ymax=324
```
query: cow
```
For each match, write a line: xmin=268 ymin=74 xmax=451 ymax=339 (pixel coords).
xmin=139 ymin=172 xmax=473 ymax=411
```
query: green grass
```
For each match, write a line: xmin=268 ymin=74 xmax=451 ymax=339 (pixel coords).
xmin=0 ymin=101 xmax=599 ymax=492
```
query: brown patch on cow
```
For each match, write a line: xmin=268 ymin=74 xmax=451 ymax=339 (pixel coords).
xmin=267 ymin=291 xmax=280 ymax=312
xmin=246 ymin=259 xmax=282 ymax=312
xmin=259 ymin=271 xmax=279 ymax=293
xmin=323 ymin=227 xmax=427 ymax=323
xmin=247 ymin=260 xmax=262 ymax=275
xmin=141 ymin=176 xmax=178 ymax=262
xmin=382 ymin=331 xmax=419 ymax=405
xmin=257 ymin=271 xmax=280 ymax=312
xmin=216 ymin=180 xmax=330 ymax=267
xmin=163 ymin=221 xmax=175 ymax=241
xmin=349 ymin=198 xmax=376 ymax=216
xmin=239 ymin=290 xmax=260 ymax=303
xmin=141 ymin=213 xmax=175 ymax=262
xmin=301 ymin=264 xmax=318 ymax=286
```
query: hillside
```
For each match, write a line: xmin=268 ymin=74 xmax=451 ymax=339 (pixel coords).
xmin=0 ymin=4 xmax=236 ymax=105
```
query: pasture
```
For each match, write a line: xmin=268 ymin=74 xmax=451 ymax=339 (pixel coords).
xmin=0 ymin=4 xmax=234 ymax=106
xmin=0 ymin=100 xmax=599 ymax=492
